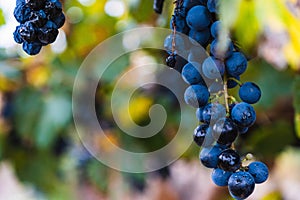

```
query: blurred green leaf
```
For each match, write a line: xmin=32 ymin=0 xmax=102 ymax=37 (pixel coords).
xmin=0 ymin=9 xmax=5 ymax=26
xmin=293 ymin=75 xmax=300 ymax=138
xmin=35 ymin=93 xmax=72 ymax=149
xmin=247 ymin=120 xmax=294 ymax=158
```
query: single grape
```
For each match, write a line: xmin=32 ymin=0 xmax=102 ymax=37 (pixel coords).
xmin=164 ymin=34 xmax=186 ymax=54
xmin=239 ymin=82 xmax=261 ymax=104
xmin=194 ymin=124 xmax=215 ymax=147
xmin=166 ymin=54 xmax=177 ymax=68
xmin=211 ymin=20 xmax=220 ymax=38
xmin=225 ymin=52 xmax=248 ymax=77
xmin=186 ymin=6 xmax=211 ymax=31
xmin=210 ymin=39 xmax=234 ymax=59
xmin=202 ymin=103 xmax=226 ymax=124
xmin=181 ymin=62 xmax=204 ymax=85
xmin=44 ymin=0 xmax=63 ymax=18
xmin=189 ymin=28 xmax=210 ymax=46
xmin=211 ymin=168 xmax=233 ymax=186
xmin=248 ymin=161 xmax=269 ymax=184
xmin=228 ymin=171 xmax=255 ymax=200
xmin=207 ymin=0 xmax=219 ymax=13
xmin=19 ymin=22 xmax=37 ymax=43
xmin=231 ymin=102 xmax=256 ymax=128
xmin=38 ymin=27 xmax=59 ymax=45
xmin=22 ymin=42 xmax=42 ymax=55
xmin=184 ymin=84 xmax=209 ymax=108
xmin=202 ymin=56 xmax=225 ymax=79
xmin=51 ymin=12 xmax=65 ymax=29
xmin=13 ymin=26 xmax=24 ymax=44
xmin=212 ymin=118 xmax=238 ymax=146
xmin=200 ymin=145 xmax=225 ymax=168
xmin=218 ymin=149 xmax=241 ymax=172
xmin=14 ymin=2 xmax=31 ymax=23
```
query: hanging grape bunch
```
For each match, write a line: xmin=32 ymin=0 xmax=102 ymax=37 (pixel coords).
xmin=157 ymin=0 xmax=269 ymax=199
xmin=13 ymin=0 xmax=65 ymax=55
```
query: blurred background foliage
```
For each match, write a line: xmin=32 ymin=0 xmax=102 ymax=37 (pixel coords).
xmin=0 ymin=0 xmax=299 ymax=199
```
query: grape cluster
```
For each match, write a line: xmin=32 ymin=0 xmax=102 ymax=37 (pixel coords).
xmin=13 ymin=0 xmax=65 ymax=55
xmin=163 ymin=0 xmax=269 ymax=199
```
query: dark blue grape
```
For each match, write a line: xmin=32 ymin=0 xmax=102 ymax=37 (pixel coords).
xmin=202 ymin=56 xmax=225 ymax=79
xmin=51 ymin=12 xmax=65 ymax=29
xmin=211 ymin=168 xmax=232 ymax=186
xmin=181 ymin=62 xmax=204 ymax=85
xmin=186 ymin=6 xmax=211 ymax=31
xmin=14 ymin=2 xmax=31 ymax=23
xmin=38 ymin=27 xmax=59 ymax=45
xmin=166 ymin=54 xmax=177 ymax=68
xmin=164 ymin=34 xmax=186 ymax=54
xmin=22 ymin=42 xmax=42 ymax=55
xmin=218 ymin=149 xmax=241 ymax=172
xmin=19 ymin=22 xmax=37 ymax=43
xmin=189 ymin=28 xmax=210 ymax=46
xmin=212 ymin=118 xmax=238 ymax=146
xmin=202 ymin=103 xmax=226 ymax=124
xmin=239 ymin=82 xmax=261 ymax=104
xmin=184 ymin=84 xmax=209 ymax=108
xmin=231 ymin=102 xmax=256 ymax=128
xmin=207 ymin=0 xmax=219 ymax=13
xmin=228 ymin=171 xmax=255 ymax=200
xmin=194 ymin=124 xmax=215 ymax=147
xmin=211 ymin=20 xmax=220 ymax=38
xmin=13 ymin=26 xmax=24 ymax=44
xmin=210 ymin=39 xmax=234 ymax=59
xmin=200 ymin=145 xmax=225 ymax=168
xmin=44 ymin=0 xmax=63 ymax=18
xmin=225 ymin=52 xmax=248 ymax=77
xmin=248 ymin=161 xmax=269 ymax=184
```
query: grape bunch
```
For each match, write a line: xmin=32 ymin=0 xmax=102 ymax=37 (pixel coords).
xmin=13 ymin=0 xmax=65 ymax=55
xmin=162 ymin=0 xmax=269 ymax=199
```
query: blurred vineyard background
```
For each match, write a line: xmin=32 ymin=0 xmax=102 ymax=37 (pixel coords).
xmin=0 ymin=0 xmax=300 ymax=199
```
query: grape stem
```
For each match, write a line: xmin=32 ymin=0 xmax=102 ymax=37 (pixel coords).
xmin=228 ymin=77 xmax=243 ymax=86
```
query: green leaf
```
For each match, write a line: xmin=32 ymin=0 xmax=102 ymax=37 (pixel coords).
xmin=35 ymin=94 xmax=72 ymax=149
xmin=293 ymin=75 xmax=300 ymax=138
xmin=0 ymin=9 xmax=5 ymax=26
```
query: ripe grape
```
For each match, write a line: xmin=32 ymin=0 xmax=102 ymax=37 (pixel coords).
xmin=231 ymin=102 xmax=256 ymax=128
xmin=186 ymin=6 xmax=211 ymax=31
xmin=248 ymin=161 xmax=269 ymax=184
xmin=228 ymin=171 xmax=255 ymax=200
xmin=239 ymin=82 xmax=262 ymax=104
xmin=212 ymin=118 xmax=238 ymax=146
xmin=184 ymin=84 xmax=209 ymax=108
xmin=200 ymin=145 xmax=225 ymax=168
xmin=218 ymin=149 xmax=241 ymax=172
xmin=211 ymin=168 xmax=233 ymax=186
xmin=181 ymin=62 xmax=204 ymax=85
xmin=225 ymin=52 xmax=248 ymax=77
